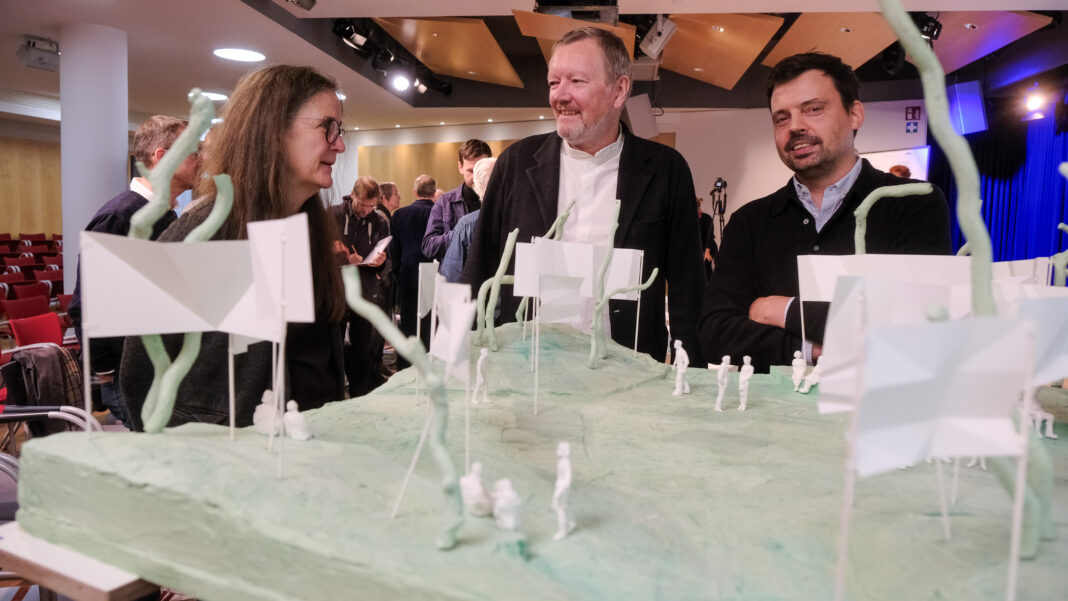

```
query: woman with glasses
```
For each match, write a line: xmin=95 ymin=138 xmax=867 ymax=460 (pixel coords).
xmin=121 ymin=65 xmax=349 ymax=430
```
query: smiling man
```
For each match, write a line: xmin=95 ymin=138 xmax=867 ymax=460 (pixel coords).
xmin=464 ymin=27 xmax=703 ymax=363
xmin=698 ymin=52 xmax=951 ymax=373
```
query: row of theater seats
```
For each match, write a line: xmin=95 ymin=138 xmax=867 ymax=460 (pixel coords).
xmin=0 ymin=233 xmax=64 ymax=304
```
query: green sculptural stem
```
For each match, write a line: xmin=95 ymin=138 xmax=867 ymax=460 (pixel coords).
xmin=1052 ymin=223 xmax=1068 ymax=287
xmin=878 ymin=1 xmax=995 ymax=317
xmin=513 ymin=200 xmax=577 ymax=324
xmin=342 ymin=266 xmax=463 ymax=550
xmin=879 ymin=0 xmax=1054 ymax=555
xmin=478 ymin=228 xmax=520 ymax=351
xmin=588 ymin=268 xmax=659 ymax=367
xmin=130 ymin=90 xmax=228 ymax=434
xmin=129 ymin=89 xmax=214 ymax=241
xmin=587 ymin=200 xmax=621 ymax=367
xmin=852 ymin=183 xmax=933 ymax=254
xmin=956 ymin=243 xmax=971 ymax=257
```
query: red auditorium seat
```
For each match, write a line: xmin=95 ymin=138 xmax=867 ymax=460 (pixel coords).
xmin=18 ymin=234 xmax=46 ymax=241
xmin=10 ymin=313 xmax=63 ymax=347
xmin=1 ymin=296 xmax=50 ymax=320
xmin=12 ymin=282 xmax=50 ymax=300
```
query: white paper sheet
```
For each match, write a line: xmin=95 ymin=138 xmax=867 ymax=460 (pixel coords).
xmin=246 ymin=213 xmax=314 ymax=323
xmin=854 ymin=317 xmax=1030 ymax=477
xmin=798 ymin=254 xmax=972 ymax=302
xmin=417 ymin=261 xmax=439 ymax=318
xmin=537 ymin=275 xmax=585 ymax=325
xmin=356 ymin=235 xmax=392 ymax=265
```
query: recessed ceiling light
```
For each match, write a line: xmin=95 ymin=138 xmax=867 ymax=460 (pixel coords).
xmin=394 ymin=124 xmax=400 ymax=128
xmin=712 ymin=26 xmax=724 ymax=33
xmin=539 ymin=115 xmax=545 ymax=119
xmin=352 ymin=127 xmax=359 ymax=131
xmin=212 ymin=48 xmax=265 ymax=62
xmin=440 ymin=121 xmax=445 ymax=125
xmin=336 ymin=91 xmax=347 ymax=101
xmin=432 ymin=32 xmax=441 ymax=38
xmin=964 ymin=23 xmax=978 ymax=30
xmin=467 ymin=71 xmax=477 ymax=76
xmin=694 ymin=67 xmax=704 ymax=72
xmin=487 ymin=118 xmax=493 ymax=123
xmin=840 ymin=27 xmax=852 ymax=33
xmin=201 ymin=92 xmax=228 ymax=102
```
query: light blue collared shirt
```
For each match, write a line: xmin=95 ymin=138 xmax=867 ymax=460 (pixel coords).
xmin=791 ymin=156 xmax=863 ymax=232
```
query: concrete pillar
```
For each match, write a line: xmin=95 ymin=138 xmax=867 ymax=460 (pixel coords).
xmin=59 ymin=23 xmax=127 ymax=291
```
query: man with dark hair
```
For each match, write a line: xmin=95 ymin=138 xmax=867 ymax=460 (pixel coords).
xmin=390 ymin=175 xmax=437 ymax=366
xmin=422 ymin=139 xmax=492 ymax=262
xmin=698 ymin=52 xmax=951 ymax=372
xmin=334 ymin=175 xmax=392 ymax=395
xmin=378 ymin=181 xmax=400 ymax=219
xmin=68 ymin=114 xmax=200 ymax=428
xmin=464 ymin=27 xmax=703 ymax=363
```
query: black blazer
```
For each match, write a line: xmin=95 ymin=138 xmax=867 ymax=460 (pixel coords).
xmin=699 ymin=159 xmax=952 ymax=372
xmin=464 ymin=129 xmax=704 ymax=363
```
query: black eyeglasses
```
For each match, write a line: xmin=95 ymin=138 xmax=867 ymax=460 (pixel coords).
xmin=294 ymin=117 xmax=343 ymax=144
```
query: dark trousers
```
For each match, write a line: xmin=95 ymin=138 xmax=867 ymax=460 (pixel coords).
xmin=396 ymin=284 xmax=431 ymax=370
xmin=344 ymin=311 xmax=384 ymax=398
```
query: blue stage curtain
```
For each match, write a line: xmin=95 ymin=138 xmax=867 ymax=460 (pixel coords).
xmin=928 ymin=108 xmax=1068 ymax=261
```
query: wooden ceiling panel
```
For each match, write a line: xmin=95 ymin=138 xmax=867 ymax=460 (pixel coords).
xmin=513 ymin=9 xmax=637 ymax=61
xmin=920 ymin=11 xmax=1052 ymax=75
xmin=374 ymin=17 xmax=524 ymax=88
xmin=762 ymin=13 xmax=897 ymax=69
xmin=661 ymin=14 xmax=784 ymax=90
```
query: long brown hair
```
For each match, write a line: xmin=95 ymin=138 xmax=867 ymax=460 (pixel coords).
xmin=196 ymin=65 xmax=345 ymax=321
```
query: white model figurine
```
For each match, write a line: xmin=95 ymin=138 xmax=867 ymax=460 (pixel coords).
xmin=283 ymin=400 xmax=312 ymax=441
xmin=459 ymin=461 xmax=494 ymax=517
xmin=551 ymin=441 xmax=575 ymax=540
xmin=714 ymin=355 xmax=730 ymax=411
xmin=798 ymin=356 xmax=822 ymax=394
xmin=252 ymin=389 xmax=282 ymax=435
xmin=672 ymin=340 xmax=690 ymax=396
xmin=1024 ymin=396 xmax=1058 ymax=439
xmin=791 ymin=350 xmax=806 ymax=392
xmin=472 ymin=348 xmax=491 ymax=405
xmin=738 ymin=356 xmax=754 ymax=411
xmin=492 ymin=478 xmax=521 ymax=531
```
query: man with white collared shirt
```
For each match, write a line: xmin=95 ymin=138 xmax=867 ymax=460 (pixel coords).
xmin=68 ymin=114 xmax=200 ymax=427
xmin=698 ymin=52 xmax=951 ymax=373
xmin=464 ymin=27 xmax=704 ymax=363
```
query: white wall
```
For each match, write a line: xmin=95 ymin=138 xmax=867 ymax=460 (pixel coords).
xmin=335 ymin=98 xmax=928 ymax=222
xmin=668 ymin=98 xmax=929 ymax=223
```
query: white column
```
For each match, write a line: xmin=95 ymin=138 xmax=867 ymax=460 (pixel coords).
xmin=59 ymin=23 xmax=127 ymax=291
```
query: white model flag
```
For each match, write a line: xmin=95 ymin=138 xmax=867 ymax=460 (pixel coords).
xmin=854 ymin=317 xmax=1031 ymax=477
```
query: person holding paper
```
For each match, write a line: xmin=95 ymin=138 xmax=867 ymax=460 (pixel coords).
xmin=69 ymin=115 xmax=200 ymax=428
xmin=699 ymin=53 xmax=951 ymax=373
xmin=121 ymin=65 xmax=349 ymax=429
xmin=464 ymin=27 xmax=704 ymax=364
xmin=334 ymin=175 xmax=393 ymax=395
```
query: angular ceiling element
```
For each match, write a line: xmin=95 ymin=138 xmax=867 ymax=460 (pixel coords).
xmin=661 ymin=14 xmax=784 ymax=90
xmin=762 ymin=12 xmax=898 ymax=69
xmin=374 ymin=17 xmax=524 ymax=88
xmin=918 ymin=11 xmax=1053 ymax=75
xmin=512 ymin=9 xmax=637 ymax=64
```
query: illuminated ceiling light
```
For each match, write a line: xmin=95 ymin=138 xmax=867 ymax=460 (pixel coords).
xmin=694 ymin=67 xmax=704 ymax=72
xmin=711 ymin=25 xmax=724 ymax=32
xmin=964 ymin=23 xmax=978 ymax=30
xmin=213 ymin=48 xmax=265 ymax=62
xmin=1022 ymin=82 xmax=1047 ymax=121
xmin=538 ymin=115 xmax=545 ymax=119
xmin=439 ymin=121 xmax=445 ymax=125
xmin=336 ymin=91 xmax=347 ymax=101
xmin=391 ymin=73 xmax=411 ymax=92
xmin=487 ymin=118 xmax=493 ymax=123
xmin=467 ymin=70 xmax=477 ymax=76
xmin=432 ymin=32 xmax=441 ymax=38
xmin=352 ymin=127 xmax=359 ymax=131
xmin=201 ymin=92 xmax=228 ymax=101
xmin=394 ymin=124 xmax=400 ymax=128
xmin=839 ymin=27 xmax=852 ymax=33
